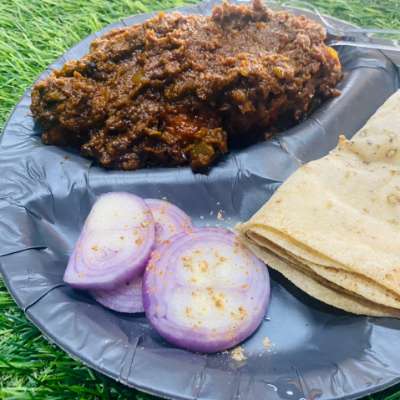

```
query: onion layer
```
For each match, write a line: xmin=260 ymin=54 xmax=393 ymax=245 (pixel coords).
xmin=91 ymin=277 xmax=144 ymax=313
xmin=64 ymin=192 xmax=155 ymax=290
xmin=88 ymin=197 xmax=193 ymax=313
xmin=143 ymin=228 xmax=270 ymax=353
xmin=145 ymin=199 xmax=193 ymax=245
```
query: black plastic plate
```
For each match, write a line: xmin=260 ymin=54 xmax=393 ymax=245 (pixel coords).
xmin=1 ymin=1 xmax=400 ymax=399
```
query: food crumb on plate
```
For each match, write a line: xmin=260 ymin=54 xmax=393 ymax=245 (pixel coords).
xmin=263 ymin=336 xmax=272 ymax=350
xmin=231 ymin=346 xmax=247 ymax=361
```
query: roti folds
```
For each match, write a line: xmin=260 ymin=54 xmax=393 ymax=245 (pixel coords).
xmin=242 ymin=239 xmax=400 ymax=317
xmin=237 ymin=90 xmax=400 ymax=317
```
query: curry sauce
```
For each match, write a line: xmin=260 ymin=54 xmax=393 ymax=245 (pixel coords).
xmin=31 ymin=0 xmax=342 ymax=171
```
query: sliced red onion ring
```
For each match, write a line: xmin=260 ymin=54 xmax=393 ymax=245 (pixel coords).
xmin=89 ymin=198 xmax=192 ymax=313
xmin=64 ymin=192 xmax=155 ymax=290
xmin=91 ymin=277 xmax=144 ymax=313
xmin=143 ymin=228 xmax=270 ymax=353
xmin=145 ymin=199 xmax=193 ymax=245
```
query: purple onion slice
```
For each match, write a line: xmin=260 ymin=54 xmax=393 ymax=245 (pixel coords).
xmin=145 ymin=199 xmax=193 ymax=245
xmin=91 ymin=277 xmax=144 ymax=313
xmin=89 ymin=198 xmax=192 ymax=313
xmin=64 ymin=192 xmax=155 ymax=290
xmin=143 ymin=228 xmax=270 ymax=353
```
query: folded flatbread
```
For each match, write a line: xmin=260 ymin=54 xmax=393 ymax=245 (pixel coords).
xmin=237 ymin=90 xmax=400 ymax=317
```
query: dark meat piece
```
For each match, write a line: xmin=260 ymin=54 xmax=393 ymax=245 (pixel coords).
xmin=31 ymin=0 xmax=342 ymax=171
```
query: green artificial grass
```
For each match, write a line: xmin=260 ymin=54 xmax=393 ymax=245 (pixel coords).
xmin=1 ymin=0 xmax=400 ymax=399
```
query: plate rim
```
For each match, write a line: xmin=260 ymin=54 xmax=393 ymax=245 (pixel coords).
xmin=1 ymin=1 xmax=400 ymax=400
